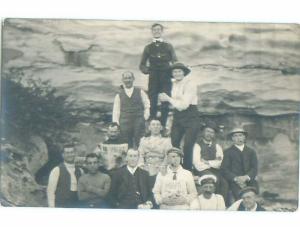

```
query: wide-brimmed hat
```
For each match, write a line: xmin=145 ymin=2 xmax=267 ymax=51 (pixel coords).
xmin=167 ymin=147 xmax=184 ymax=157
xmin=169 ymin=62 xmax=191 ymax=76
xmin=227 ymin=127 xmax=248 ymax=138
xmin=239 ymin=186 xmax=258 ymax=197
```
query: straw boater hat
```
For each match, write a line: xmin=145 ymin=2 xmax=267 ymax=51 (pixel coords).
xmin=239 ymin=186 xmax=258 ymax=197
xmin=227 ymin=127 xmax=248 ymax=138
xmin=167 ymin=147 xmax=184 ymax=157
xmin=196 ymin=174 xmax=217 ymax=186
xmin=169 ymin=62 xmax=191 ymax=76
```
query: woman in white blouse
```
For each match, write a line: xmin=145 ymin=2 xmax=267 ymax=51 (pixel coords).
xmin=159 ymin=62 xmax=200 ymax=171
xmin=138 ymin=118 xmax=172 ymax=176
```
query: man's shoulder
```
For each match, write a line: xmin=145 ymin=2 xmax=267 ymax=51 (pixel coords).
xmin=244 ymin=145 xmax=256 ymax=153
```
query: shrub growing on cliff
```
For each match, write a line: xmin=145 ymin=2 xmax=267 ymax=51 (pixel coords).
xmin=1 ymin=75 xmax=79 ymax=145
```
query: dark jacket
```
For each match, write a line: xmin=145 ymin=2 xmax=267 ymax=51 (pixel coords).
xmin=109 ymin=166 xmax=153 ymax=209
xmin=221 ymin=145 xmax=258 ymax=182
xmin=139 ymin=41 xmax=177 ymax=73
xmin=238 ymin=202 xmax=266 ymax=211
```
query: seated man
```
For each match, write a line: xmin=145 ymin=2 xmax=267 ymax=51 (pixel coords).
xmin=109 ymin=149 xmax=153 ymax=209
xmin=78 ymin=153 xmax=111 ymax=208
xmin=190 ymin=175 xmax=225 ymax=210
xmin=138 ymin=118 xmax=172 ymax=176
xmin=221 ymin=127 xmax=259 ymax=202
xmin=227 ymin=186 xmax=265 ymax=211
xmin=152 ymin=147 xmax=197 ymax=210
xmin=94 ymin=122 xmax=128 ymax=171
xmin=47 ymin=144 xmax=83 ymax=208
xmin=192 ymin=121 xmax=228 ymax=202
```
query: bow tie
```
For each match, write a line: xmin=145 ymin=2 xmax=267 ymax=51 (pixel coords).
xmin=153 ymin=38 xmax=163 ymax=43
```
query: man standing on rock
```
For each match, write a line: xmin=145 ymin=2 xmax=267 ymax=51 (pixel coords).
xmin=112 ymin=71 xmax=150 ymax=149
xmin=47 ymin=144 xmax=83 ymax=208
xmin=221 ymin=128 xmax=259 ymax=203
xmin=139 ymin=23 xmax=177 ymax=127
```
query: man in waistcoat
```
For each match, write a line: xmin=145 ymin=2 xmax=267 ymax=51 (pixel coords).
xmin=47 ymin=144 xmax=83 ymax=208
xmin=221 ymin=128 xmax=259 ymax=202
xmin=139 ymin=23 xmax=177 ymax=127
xmin=109 ymin=149 xmax=153 ymax=209
xmin=112 ymin=71 xmax=150 ymax=149
xmin=192 ymin=121 xmax=229 ymax=204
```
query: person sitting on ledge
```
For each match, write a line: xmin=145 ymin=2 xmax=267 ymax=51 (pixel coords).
xmin=190 ymin=174 xmax=226 ymax=210
xmin=227 ymin=186 xmax=265 ymax=211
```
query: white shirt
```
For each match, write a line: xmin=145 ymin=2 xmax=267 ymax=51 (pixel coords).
xmin=169 ymin=76 xmax=198 ymax=111
xmin=47 ymin=162 xmax=79 ymax=207
xmin=127 ymin=165 xmax=138 ymax=175
xmin=235 ymin=144 xmax=245 ymax=151
xmin=193 ymin=142 xmax=223 ymax=172
xmin=190 ymin=194 xmax=226 ymax=210
xmin=152 ymin=38 xmax=164 ymax=43
xmin=112 ymin=87 xmax=150 ymax=124
xmin=227 ymin=199 xmax=258 ymax=211
xmin=152 ymin=165 xmax=197 ymax=206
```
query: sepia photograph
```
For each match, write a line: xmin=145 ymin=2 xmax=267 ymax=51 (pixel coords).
xmin=1 ymin=19 xmax=299 ymax=212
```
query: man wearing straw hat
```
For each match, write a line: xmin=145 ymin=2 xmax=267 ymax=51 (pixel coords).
xmin=221 ymin=127 xmax=259 ymax=202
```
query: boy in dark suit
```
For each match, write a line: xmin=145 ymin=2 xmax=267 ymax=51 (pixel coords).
xmin=221 ymin=128 xmax=259 ymax=202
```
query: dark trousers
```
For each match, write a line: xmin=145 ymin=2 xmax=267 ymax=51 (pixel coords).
xmin=148 ymin=69 xmax=172 ymax=127
xmin=55 ymin=191 xmax=79 ymax=208
xmin=171 ymin=106 xmax=200 ymax=170
xmin=120 ymin=113 xmax=145 ymax=149
xmin=194 ymin=168 xmax=229 ymax=205
xmin=230 ymin=179 xmax=259 ymax=201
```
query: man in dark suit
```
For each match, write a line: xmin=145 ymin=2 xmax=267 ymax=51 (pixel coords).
xmin=221 ymin=128 xmax=258 ymax=202
xmin=227 ymin=186 xmax=265 ymax=211
xmin=109 ymin=149 xmax=153 ymax=209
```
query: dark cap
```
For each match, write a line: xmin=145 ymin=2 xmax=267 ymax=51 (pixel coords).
xmin=239 ymin=186 xmax=258 ymax=197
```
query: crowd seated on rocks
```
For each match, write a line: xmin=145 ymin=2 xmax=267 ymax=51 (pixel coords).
xmin=46 ymin=23 xmax=264 ymax=211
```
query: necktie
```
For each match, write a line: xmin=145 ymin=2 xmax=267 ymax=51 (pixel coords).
xmin=173 ymin=172 xmax=177 ymax=180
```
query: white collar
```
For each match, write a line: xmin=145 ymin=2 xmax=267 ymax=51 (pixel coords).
xmin=246 ymin=202 xmax=258 ymax=211
xmin=167 ymin=165 xmax=182 ymax=173
xmin=203 ymin=139 xmax=213 ymax=146
xmin=64 ymin=162 xmax=75 ymax=169
xmin=152 ymin=38 xmax=164 ymax=43
xmin=123 ymin=86 xmax=134 ymax=92
xmin=200 ymin=193 xmax=216 ymax=200
xmin=235 ymin=144 xmax=245 ymax=151
xmin=127 ymin=165 xmax=138 ymax=175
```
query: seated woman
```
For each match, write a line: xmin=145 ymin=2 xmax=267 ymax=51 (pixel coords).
xmin=138 ymin=118 xmax=172 ymax=176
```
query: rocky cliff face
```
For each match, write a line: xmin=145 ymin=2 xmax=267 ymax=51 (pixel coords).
xmin=1 ymin=19 xmax=300 ymax=209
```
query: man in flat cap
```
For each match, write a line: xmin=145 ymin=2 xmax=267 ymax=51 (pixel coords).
xmin=227 ymin=186 xmax=265 ymax=211
xmin=190 ymin=174 xmax=226 ymax=210
xmin=152 ymin=147 xmax=197 ymax=209
xmin=140 ymin=23 xmax=177 ymax=128
xmin=192 ymin=121 xmax=228 ymax=203
xmin=221 ymin=127 xmax=259 ymax=203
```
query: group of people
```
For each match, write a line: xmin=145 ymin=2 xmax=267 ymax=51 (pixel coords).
xmin=47 ymin=23 xmax=265 ymax=211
